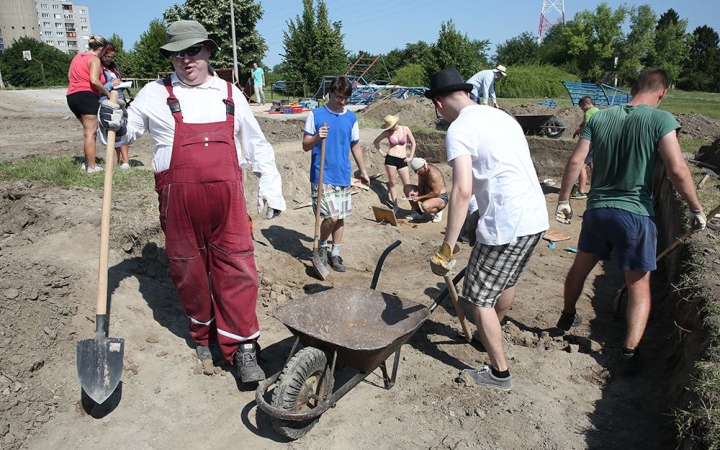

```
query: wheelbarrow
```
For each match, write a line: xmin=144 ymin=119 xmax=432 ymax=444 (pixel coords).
xmin=513 ymin=114 xmax=565 ymax=139
xmin=255 ymin=240 xmax=463 ymax=439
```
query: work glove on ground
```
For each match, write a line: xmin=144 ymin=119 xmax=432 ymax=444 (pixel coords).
xmin=98 ymin=99 xmax=127 ymax=136
xmin=555 ymin=201 xmax=573 ymax=224
xmin=690 ymin=209 xmax=707 ymax=231
xmin=430 ymin=241 xmax=460 ymax=276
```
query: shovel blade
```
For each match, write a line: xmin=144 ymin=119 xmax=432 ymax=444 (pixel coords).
xmin=312 ymin=252 xmax=330 ymax=280
xmin=77 ymin=336 xmax=125 ymax=404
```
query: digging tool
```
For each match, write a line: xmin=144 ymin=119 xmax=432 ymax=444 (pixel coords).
xmin=77 ymin=91 xmax=125 ymax=404
xmin=613 ymin=202 xmax=720 ymax=316
xmin=443 ymin=274 xmax=472 ymax=343
xmin=311 ymin=124 xmax=330 ymax=280
xmin=696 ymin=167 xmax=719 ymax=189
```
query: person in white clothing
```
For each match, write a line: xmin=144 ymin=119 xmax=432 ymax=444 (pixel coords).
xmin=427 ymin=68 xmax=548 ymax=391
xmin=465 ymin=65 xmax=506 ymax=108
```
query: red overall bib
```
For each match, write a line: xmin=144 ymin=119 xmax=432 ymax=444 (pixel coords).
xmin=155 ymin=78 xmax=259 ymax=363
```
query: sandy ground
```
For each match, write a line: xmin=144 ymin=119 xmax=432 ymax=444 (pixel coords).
xmin=1 ymin=88 xmax=719 ymax=450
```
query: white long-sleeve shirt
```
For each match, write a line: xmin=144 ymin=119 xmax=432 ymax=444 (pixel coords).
xmin=466 ymin=70 xmax=497 ymax=105
xmin=119 ymin=73 xmax=286 ymax=211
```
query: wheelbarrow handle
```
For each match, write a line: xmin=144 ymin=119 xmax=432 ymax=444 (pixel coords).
xmin=370 ymin=240 xmax=402 ymax=290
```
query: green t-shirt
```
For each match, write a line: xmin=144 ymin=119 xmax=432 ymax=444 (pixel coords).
xmin=583 ymin=106 xmax=599 ymax=125
xmin=581 ymin=104 xmax=680 ymax=216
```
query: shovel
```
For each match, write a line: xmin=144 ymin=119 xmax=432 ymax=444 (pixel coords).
xmin=444 ymin=274 xmax=472 ymax=343
xmin=612 ymin=202 xmax=720 ymax=316
xmin=77 ymin=91 xmax=125 ymax=404
xmin=311 ymin=124 xmax=330 ymax=280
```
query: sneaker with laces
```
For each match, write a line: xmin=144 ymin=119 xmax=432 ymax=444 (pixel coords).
xmin=86 ymin=165 xmax=104 ymax=173
xmin=570 ymin=191 xmax=587 ymax=200
xmin=461 ymin=366 xmax=513 ymax=391
xmin=556 ymin=311 xmax=582 ymax=332
xmin=265 ymin=207 xmax=281 ymax=219
xmin=329 ymin=255 xmax=346 ymax=272
xmin=406 ymin=210 xmax=424 ymax=221
xmin=432 ymin=210 xmax=444 ymax=223
xmin=120 ymin=163 xmax=131 ymax=170
xmin=234 ymin=342 xmax=265 ymax=383
xmin=80 ymin=163 xmax=87 ymax=171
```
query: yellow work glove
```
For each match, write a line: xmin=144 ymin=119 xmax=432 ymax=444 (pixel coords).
xmin=430 ymin=241 xmax=460 ymax=276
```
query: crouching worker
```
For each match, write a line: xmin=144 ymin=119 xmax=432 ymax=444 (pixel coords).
xmin=98 ymin=20 xmax=286 ymax=384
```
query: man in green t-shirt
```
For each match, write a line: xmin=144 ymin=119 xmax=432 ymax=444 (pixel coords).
xmin=570 ymin=96 xmax=599 ymax=199
xmin=554 ymin=68 xmax=706 ymax=374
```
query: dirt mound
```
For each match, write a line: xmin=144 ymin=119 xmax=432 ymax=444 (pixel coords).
xmin=358 ymin=97 xmax=445 ymax=130
xmin=676 ymin=114 xmax=720 ymax=141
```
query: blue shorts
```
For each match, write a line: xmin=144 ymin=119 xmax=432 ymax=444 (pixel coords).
xmin=578 ymin=208 xmax=657 ymax=271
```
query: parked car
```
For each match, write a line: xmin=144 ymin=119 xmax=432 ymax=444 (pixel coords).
xmin=271 ymin=80 xmax=287 ymax=92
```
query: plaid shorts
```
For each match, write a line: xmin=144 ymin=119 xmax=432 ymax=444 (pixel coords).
xmin=463 ymin=232 xmax=544 ymax=307
xmin=311 ymin=183 xmax=353 ymax=219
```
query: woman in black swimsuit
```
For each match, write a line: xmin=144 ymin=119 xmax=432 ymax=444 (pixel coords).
xmin=372 ymin=114 xmax=417 ymax=212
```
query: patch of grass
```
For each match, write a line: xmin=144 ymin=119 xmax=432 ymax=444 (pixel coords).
xmin=0 ymin=156 xmax=154 ymax=192
xmin=680 ymin=138 xmax=709 ymax=154
xmin=661 ymin=90 xmax=720 ymax=120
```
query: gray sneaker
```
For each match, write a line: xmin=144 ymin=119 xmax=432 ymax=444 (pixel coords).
xmin=234 ymin=342 xmax=265 ymax=383
xmin=461 ymin=366 xmax=513 ymax=391
xmin=196 ymin=345 xmax=213 ymax=363
xmin=329 ymin=255 xmax=346 ymax=272
xmin=556 ymin=311 xmax=583 ymax=332
xmin=265 ymin=207 xmax=281 ymax=219
xmin=317 ymin=246 xmax=328 ymax=266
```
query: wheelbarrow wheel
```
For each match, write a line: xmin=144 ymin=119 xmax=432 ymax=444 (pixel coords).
xmin=270 ymin=346 xmax=333 ymax=439
xmin=543 ymin=117 xmax=565 ymax=139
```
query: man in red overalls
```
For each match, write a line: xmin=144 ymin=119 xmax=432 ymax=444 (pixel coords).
xmin=99 ymin=20 xmax=285 ymax=384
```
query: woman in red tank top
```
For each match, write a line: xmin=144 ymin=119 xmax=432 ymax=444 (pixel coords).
xmin=66 ymin=35 xmax=111 ymax=173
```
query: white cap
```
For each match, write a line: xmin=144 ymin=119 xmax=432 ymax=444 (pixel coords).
xmin=410 ymin=158 xmax=426 ymax=171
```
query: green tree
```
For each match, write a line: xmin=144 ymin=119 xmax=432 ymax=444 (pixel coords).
xmin=391 ymin=63 xmax=425 ymax=87
xmin=648 ymin=8 xmax=691 ymax=82
xmin=164 ymin=0 xmax=267 ymax=80
xmin=495 ymin=32 xmax=541 ymax=66
xmin=425 ymin=20 xmax=490 ymax=82
xmin=539 ymin=3 xmax=627 ymax=81
xmin=107 ymin=33 xmax=134 ymax=79
xmin=384 ymin=41 xmax=432 ymax=81
xmin=679 ymin=25 xmax=720 ymax=91
xmin=124 ymin=19 xmax=172 ymax=78
xmin=281 ymin=0 xmax=347 ymax=92
xmin=0 ymin=37 xmax=72 ymax=87
xmin=617 ymin=4 xmax=656 ymax=84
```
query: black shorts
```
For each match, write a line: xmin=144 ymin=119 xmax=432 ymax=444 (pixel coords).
xmin=384 ymin=154 xmax=408 ymax=169
xmin=67 ymin=91 xmax=99 ymax=118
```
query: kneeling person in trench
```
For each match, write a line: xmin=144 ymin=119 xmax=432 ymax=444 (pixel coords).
xmin=98 ymin=20 xmax=287 ymax=384
xmin=426 ymin=68 xmax=548 ymax=391
xmin=404 ymin=158 xmax=448 ymax=223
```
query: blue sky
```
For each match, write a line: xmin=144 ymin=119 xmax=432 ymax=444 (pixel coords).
xmin=84 ymin=0 xmax=719 ymax=70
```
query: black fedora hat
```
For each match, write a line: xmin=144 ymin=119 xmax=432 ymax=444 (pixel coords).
xmin=424 ymin=68 xmax=473 ymax=99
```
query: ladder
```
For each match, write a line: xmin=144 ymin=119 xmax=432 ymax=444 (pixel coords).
xmin=345 ymin=53 xmax=380 ymax=81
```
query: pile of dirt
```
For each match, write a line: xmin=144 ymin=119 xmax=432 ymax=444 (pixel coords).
xmin=676 ymin=114 xmax=720 ymax=141
xmin=358 ymin=97 xmax=445 ymax=130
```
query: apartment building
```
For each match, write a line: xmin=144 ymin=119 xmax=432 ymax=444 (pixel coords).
xmin=0 ymin=0 xmax=92 ymax=54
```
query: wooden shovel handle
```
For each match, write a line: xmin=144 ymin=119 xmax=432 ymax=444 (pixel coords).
xmin=444 ymin=274 xmax=472 ymax=342
xmin=96 ymin=91 xmax=119 ymax=315
xmin=312 ymin=123 xmax=327 ymax=250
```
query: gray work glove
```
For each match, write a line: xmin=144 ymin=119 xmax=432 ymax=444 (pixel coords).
xmin=690 ymin=209 xmax=707 ymax=231
xmin=98 ymin=98 xmax=127 ymax=136
xmin=555 ymin=201 xmax=573 ymax=224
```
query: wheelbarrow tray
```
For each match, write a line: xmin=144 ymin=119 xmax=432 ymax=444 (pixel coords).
xmin=513 ymin=114 xmax=566 ymax=138
xmin=274 ymin=286 xmax=429 ymax=374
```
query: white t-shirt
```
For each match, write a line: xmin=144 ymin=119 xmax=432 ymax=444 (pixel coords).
xmin=446 ymin=105 xmax=548 ymax=245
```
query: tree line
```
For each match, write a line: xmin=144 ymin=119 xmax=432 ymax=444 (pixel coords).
xmin=0 ymin=0 xmax=717 ymax=94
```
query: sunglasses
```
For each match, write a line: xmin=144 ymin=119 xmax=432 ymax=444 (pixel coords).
xmin=172 ymin=45 xmax=204 ymax=59
xmin=103 ymin=55 xmax=115 ymax=60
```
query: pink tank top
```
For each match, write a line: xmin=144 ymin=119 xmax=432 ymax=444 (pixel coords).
xmin=387 ymin=128 xmax=407 ymax=146
xmin=66 ymin=52 xmax=103 ymax=97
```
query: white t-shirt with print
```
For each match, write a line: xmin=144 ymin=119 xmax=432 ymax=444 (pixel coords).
xmin=446 ymin=105 xmax=549 ymax=245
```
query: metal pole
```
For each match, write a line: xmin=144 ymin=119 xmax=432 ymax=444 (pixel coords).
xmin=38 ymin=61 xmax=46 ymax=88
xmin=230 ymin=0 xmax=239 ymax=86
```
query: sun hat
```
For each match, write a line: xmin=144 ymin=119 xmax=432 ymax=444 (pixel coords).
xmin=160 ymin=20 xmax=218 ymax=58
xmin=424 ymin=68 xmax=473 ymax=99
xmin=381 ymin=115 xmax=399 ymax=130
xmin=410 ymin=157 xmax=426 ymax=171
xmin=493 ymin=65 xmax=507 ymax=76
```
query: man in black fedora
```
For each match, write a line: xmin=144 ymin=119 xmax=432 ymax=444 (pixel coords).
xmin=427 ymin=68 xmax=548 ymax=391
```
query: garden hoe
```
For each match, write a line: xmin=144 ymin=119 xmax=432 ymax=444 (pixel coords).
xmin=311 ymin=124 xmax=330 ymax=280
xmin=76 ymin=91 xmax=125 ymax=404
